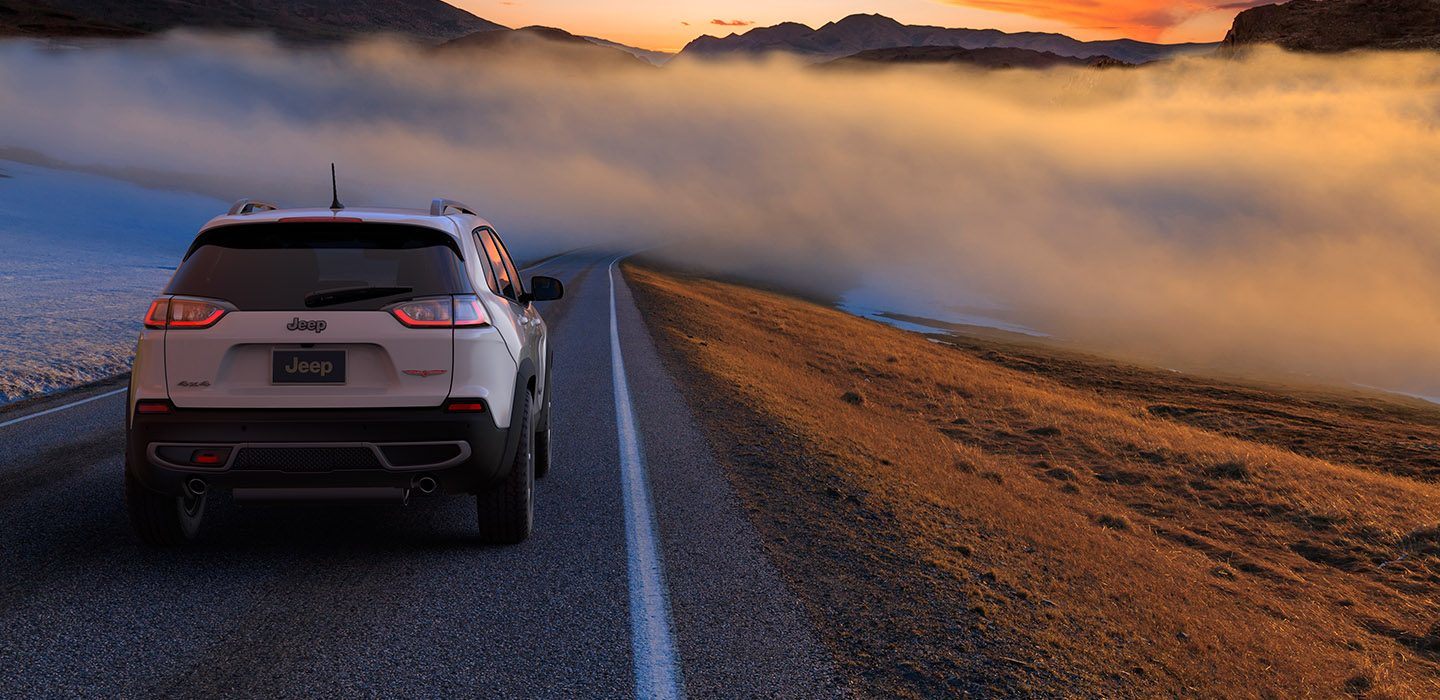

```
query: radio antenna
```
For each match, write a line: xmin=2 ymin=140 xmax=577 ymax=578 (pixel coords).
xmin=329 ymin=163 xmax=344 ymax=211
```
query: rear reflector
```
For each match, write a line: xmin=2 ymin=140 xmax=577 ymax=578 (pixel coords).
xmin=135 ymin=400 xmax=174 ymax=415
xmin=191 ymin=449 xmax=224 ymax=466
xmin=445 ymin=401 xmax=488 ymax=413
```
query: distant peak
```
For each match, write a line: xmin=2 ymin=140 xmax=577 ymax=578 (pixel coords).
xmin=836 ymin=13 xmax=901 ymax=23
xmin=515 ymin=26 xmax=580 ymax=39
xmin=747 ymin=21 xmax=816 ymax=35
xmin=826 ymin=13 xmax=904 ymax=28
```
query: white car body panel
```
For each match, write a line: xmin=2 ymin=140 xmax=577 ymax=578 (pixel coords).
xmin=128 ymin=327 xmax=168 ymax=425
xmin=451 ymin=326 xmax=521 ymax=428
xmin=164 ymin=310 xmax=466 ymax=409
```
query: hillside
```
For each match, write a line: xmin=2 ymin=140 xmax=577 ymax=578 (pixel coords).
xmin=583 ymin=35 xmax=673 ymax=65
xmin=1224 ymin=0 xmax=1440 ymax=51
xmin=0 ymin=0 xmax=505 ymax=42
xmin=680 ymin=13 xmax=1215 ymax=64
xmin=828 ymin=46 xmax=1126 ymax=69
xmin=626 ymin=261 xmax=1440 ymax=697
xmin=439 ymin=26 xmax=651 ymax=69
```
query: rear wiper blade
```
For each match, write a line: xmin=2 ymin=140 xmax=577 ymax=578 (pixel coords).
xmin=304 ymin=286 xmax=413 ymax=308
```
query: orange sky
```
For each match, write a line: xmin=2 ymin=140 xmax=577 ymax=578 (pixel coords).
xmin=940 ymin=0 xmax=1243 ymax=41
xmin=455 ymin=0 xmax=1245 ymax=51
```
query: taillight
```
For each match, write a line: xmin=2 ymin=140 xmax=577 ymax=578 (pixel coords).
xmin=169 ymin=299 xmax=226 ymax=328
xmin=389 ymin=296 xmax=489 ymax=329
xmin=453 ymin=297 xmax=487 ymax=327
xmin=390 ymin=298 xmax=453 ymax=327
xmin=143 ymin=298 xmax=226 ymax=330
xmin=144 ymin=299 xmax=169 ymax=329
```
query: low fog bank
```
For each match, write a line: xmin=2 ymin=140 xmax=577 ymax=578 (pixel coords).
xmin=1 ymin=34 xmax=1438 ymax=397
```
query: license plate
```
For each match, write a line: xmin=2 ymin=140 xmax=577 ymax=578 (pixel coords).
xmin=272 ymin=349 xmax=346 ymax=384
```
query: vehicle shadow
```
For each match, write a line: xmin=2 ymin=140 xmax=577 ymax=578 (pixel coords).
xmin=184 ymin=493 xmax=499 ymax=552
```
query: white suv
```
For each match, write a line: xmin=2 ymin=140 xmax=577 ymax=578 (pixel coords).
xmin=124 ymin=198 xmax=563 ymax=546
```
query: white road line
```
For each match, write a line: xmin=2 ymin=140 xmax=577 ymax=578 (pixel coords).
xmin=0 ymin=387 xmax=127 ymax=430
xmin=609 ymin=257 xmax=684 ymax=700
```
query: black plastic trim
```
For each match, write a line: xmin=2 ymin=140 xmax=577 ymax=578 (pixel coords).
xmin=127 ymin=402 xmax=516 ymax=497
xmin=498 ymin=357 xmax=537 ymax=478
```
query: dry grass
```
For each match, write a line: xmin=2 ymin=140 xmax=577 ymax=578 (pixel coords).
xmin=625 ymin=262 xmax=1440 ymax=698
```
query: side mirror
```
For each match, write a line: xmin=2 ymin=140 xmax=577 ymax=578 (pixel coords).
xmin=527 ymin=275 xmax=564 ymax=303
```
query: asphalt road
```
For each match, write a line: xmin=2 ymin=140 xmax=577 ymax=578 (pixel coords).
xmin=0 ymin=251 xmax=845 ymax=699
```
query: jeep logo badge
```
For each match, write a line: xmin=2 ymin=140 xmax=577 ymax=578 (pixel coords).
xmin=284 ymin=357 xmax=335 ymax=377
xmin=288 ymin=317 xmax=327 ymax=333
xmin=273 ymin=349 xmax=345 ymax=384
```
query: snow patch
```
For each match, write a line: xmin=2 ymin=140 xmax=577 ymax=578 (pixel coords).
xmin=0 ymin=160 xmax=226 ymax=403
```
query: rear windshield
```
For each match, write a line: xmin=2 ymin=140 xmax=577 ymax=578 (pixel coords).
xmin=166 ymin=223 xmax=470 ymax=311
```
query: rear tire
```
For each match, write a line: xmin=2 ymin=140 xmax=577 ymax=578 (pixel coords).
xmin=125 ymin=468 xmax=205 ymax=547
xmin=476 ymin=393 xmax=534 ymax=544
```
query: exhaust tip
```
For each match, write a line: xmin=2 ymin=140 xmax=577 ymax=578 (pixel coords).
xmin=414 ymin=476 xmax=439 ymax=495
xmin=185 ymin=478 xmax=208 ymax=497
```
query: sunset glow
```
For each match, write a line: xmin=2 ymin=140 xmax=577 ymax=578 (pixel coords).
xmin=454 ymin=0 xmax=1242 ymax=52
xmin=940 ymin=0 xmax=1242 ymax=41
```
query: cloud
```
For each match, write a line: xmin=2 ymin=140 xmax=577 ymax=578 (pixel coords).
xmin=710 ymin=19 xmax=756 ymax=27
xmin=937 ymin=0 xmax=1221 ymax=40
xmin=0 ymin=34 xmax=1438 ymax=397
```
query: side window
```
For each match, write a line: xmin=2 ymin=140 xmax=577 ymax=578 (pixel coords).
xmin=478 ymin=228 xmax=517 ymax=300
xmin=471 ymin=229 xmax=500 ymax=295
xmin=490 ymin=231 xmax=526 ymax=299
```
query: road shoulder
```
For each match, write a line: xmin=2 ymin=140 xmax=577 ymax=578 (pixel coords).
xmin=622 ymin=261 xmax=1440 ymax=698
xmin=611 ymin=260 xmax=847 ymax=698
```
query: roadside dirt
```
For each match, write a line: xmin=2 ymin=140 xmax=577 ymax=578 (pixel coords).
xmin=625 ymin=262 xmax=1440 ymax=699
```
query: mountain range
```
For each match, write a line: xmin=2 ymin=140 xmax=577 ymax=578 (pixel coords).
xmin=3 ymin=1 xmax=1431 ymax=65
xmin=440 ymin=25 xmax=652 ymax=68
xmin=0 ymin=0 xmax=503 ymax=42
xmin=583 ymin=35 xmax=674 ymax=66
xmin=678 ymin=13 xmax=1216 ymax=65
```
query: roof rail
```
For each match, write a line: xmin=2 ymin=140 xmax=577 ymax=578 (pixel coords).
xmin=430 ymin=198 xmax=476 ymax=217
xmin=228 ymin=199 xmax=280 ymax=216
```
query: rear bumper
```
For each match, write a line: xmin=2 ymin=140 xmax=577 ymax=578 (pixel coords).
xmin=126 ymin=405 xmax=513 ymax=496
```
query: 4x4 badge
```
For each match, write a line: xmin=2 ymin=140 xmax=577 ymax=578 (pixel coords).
xmin=403 ymin=370 xmax=448 ymax=378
